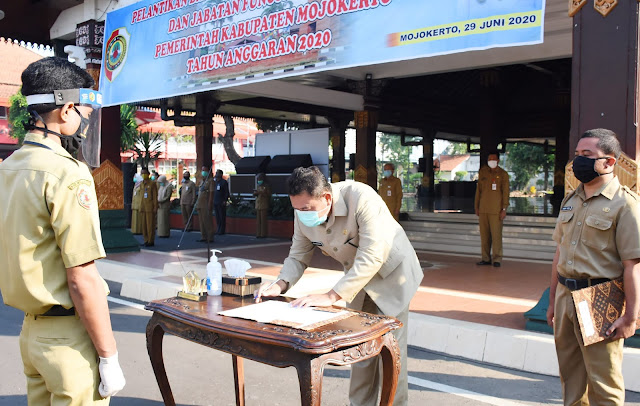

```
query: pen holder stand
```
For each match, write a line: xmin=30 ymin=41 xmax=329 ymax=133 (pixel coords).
xmin=222 ymin=275 xmax=262 ymax=297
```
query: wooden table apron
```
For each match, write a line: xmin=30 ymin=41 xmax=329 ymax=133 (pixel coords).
xmin=145 ymin=296 xmax=402 ymax=406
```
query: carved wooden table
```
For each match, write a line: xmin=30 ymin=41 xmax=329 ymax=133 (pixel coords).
xmin=145 ymin=295 xmax=402 ymax=406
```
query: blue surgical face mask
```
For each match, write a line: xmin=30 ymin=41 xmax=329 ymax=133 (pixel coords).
xmin=257 ymin=180 xmax=263 ymax=185
xmin=201 ymin=171 xmax=208 ymax=178
xmin=295 ymin=199 xmax=330 ymax=227
xmin=383 ymin=170 xmax=392 ymax=178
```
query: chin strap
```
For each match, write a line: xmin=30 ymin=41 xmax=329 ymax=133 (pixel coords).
xmin=27 ymin=110 xmax=81 ymax=154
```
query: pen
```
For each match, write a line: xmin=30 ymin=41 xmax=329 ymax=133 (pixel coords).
xmin=254 ymin=279 xmax=280 ymax=301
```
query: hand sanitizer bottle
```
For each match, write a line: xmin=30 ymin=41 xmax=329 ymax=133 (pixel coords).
xmin=206 ymin=249 xmax=223 ymax=295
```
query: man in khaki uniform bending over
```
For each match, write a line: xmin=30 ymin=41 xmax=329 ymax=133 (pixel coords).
xmin=0 ymin=57 xmax=125 ymax=404
xmin=547 ymin=129 xmax=640 ymax=405
xmin=255 ymin=166 xmax=424 ymax=406
xmin=475 ymin=150 xmax=510 ymax=267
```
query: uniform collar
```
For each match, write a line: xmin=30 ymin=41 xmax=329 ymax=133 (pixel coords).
xmin=324 ymin=183 xmax=346 ymax=228
xmin=576 ymin=176 xmax=619 ymax=201
xmin=23 ymin=132 xmax=75 ymax=161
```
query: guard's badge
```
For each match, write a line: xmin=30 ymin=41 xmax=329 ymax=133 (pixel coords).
xmin=603 ymin=207 xmax=610 ymax=213
xmin=561 ymin=206 xmax=573 ymax=211
xmin=76 ymin=185 xmax=92 ymax=210
xmin=343 ymin=229 xmax=348 ymax=235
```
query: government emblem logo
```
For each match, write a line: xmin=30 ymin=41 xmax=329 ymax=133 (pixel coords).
xmin=105 ymin=27 xmax=130 ymax=82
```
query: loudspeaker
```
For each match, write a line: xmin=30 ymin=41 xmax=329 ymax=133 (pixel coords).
xmin=267 ymin=154 xmax=313 ymax=173
xmin=234 ymin=156 xmax=271 ymax=174
xmin=349 ymin=153 xmax=356 ymax=171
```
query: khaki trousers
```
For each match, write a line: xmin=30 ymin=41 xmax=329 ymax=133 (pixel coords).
xmin=157 ymin=207 xmax=170 ymax=237
xmin=478 ymin=213 xmax=503 ymax=263
xmin=349 ymin=294 xmax=409 ymax=406
xmin=181 ymin=204 xmax=194 ymax=231
xmin=130 ymin=209 xmax=142 ymax=234
xmin=20 ymin=314 xmax=109 ymax=405
xmin=140 ymin=211 xmax=156 ymax=244
xmin=256 ymin=209 xmax=268 ymax=238
xmin=554 ymin=285 xmax=625 ymax=405
xmin=198 ymin=207 xmax=214 ymax=242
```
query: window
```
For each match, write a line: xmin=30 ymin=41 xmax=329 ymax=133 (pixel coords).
xmin=0 ymin=106 xmax=7 ymax=119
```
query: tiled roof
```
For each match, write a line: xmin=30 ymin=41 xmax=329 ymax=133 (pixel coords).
xmin=436 ymin=154 xmax=471 ymax=172
xmin=0 ymin=41 xmax=43 ymax=105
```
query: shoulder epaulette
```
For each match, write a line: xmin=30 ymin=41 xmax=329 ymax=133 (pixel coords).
xmin=622 ymin=185 xmax=640 ymax=201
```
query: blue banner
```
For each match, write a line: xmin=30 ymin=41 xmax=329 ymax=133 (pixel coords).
xmin=100 ymin=0 xmax=545 ymax=106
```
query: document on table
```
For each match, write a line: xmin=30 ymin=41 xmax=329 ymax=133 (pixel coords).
xmin=219 ymin=300 xmax=354 ymax=330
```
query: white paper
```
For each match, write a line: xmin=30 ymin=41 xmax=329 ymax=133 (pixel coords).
xmin=219 ymin=301 xmax=349 ymax=328
xmin=578 ymin=300 xmax=596 ymax=337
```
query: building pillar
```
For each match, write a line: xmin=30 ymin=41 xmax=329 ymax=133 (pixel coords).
xmin=99 ymin=106 xmax=122 ymax=169
xmin=419 ymin=128 xmax=435 ymax=196
xmin=327 ymin=116 xmax=349 ymax=182
xmin=477 ymin=69 xmax=501 ymax=165
xmin=570 ymin=3 xmax=640 ymax=159
xmin=194 ymin=93 xmax=217 ymax=172
xmin=353 ymin=110 xmax=378 ymax=187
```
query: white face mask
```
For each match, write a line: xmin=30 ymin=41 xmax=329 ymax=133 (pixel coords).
xmin=487 ymin=160 xmax=498 ymax=169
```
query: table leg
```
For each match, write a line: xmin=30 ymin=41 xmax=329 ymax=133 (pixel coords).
xmin=146 ymin=314 xmax=176 ymax=406
xmin=232 ymin=355 xmax=245 ymax=406
xmin=378 ymin=333 xmax=401 ymax=406
xmin=296 ymin=357 xmax=324 ymax=406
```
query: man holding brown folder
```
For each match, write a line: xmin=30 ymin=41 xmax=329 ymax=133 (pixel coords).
xmin=547 ymin=129 xmax=640 ymax=405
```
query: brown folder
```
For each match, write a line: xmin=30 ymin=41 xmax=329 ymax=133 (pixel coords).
xmin=571 ymin=277 xmax=638 ymax=346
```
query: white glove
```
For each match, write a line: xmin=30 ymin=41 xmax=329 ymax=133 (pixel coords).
xmin=98 ymin=352 xmax=126 ymax=398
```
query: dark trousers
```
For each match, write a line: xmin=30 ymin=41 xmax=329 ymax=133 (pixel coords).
xmin=214 ymin=203 xmax=226 ymax=234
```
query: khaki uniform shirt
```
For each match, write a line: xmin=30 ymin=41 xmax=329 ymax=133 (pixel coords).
xmin=180 ymin=180 xmax=196 ymax=206
xmin=0 ymin=133 xmax=106 ymax=315
xmin=139 ymin=179 xmax=158 ymax=212
xmin=553 ymin=177 xmax=640 ymax=280
xmin=254 ymin=184 xmax=271 ymax=210
xmin=132 ymin=182 xmax=143 ymax=210
xmin=278 ymin=181 xmax=424 ymax=316
xmin=196 ymin=178 xmax=213 ymax=209
xmin=475 ymin=166 xmax=509 ymax=214
xmin=378 ymin=175 xmax=402 ymax=214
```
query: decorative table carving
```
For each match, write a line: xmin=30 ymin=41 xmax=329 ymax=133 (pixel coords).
xmin=145 ymin=295 xmax=401 ymax=406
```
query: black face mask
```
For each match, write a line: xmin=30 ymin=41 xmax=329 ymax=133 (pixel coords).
xmin=29 ymin=107 xmax=89 ymax=155
xmin=573 ymin=155 xmax=610 ymax=184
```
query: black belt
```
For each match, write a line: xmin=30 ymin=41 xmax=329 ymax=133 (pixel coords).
xmin=41 ymin=305 xmax=75 ymax=317
xmin=558 ymin=275 xmax=610 ymax=291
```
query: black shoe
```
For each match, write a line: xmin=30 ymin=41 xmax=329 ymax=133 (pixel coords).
xmin=493 ymin=262 xmax=501 ymax=267
xmin=476 ymin=261 xmax=492 ymax=266
xmin=159 ymin=236 xmax=169 ymax=238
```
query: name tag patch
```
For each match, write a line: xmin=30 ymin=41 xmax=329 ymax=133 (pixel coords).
xmin=561 ymin=206 xmax=573 ymax=211
xmin=311 ymin=241 xmax=323 ymax=247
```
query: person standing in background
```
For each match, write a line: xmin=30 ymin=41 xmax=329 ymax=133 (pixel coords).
xmin=214 ymin=169 xmax=230 ymax=235
xmin=139 ymin=167 xmax=158 ymax=247
xmin=196 ymin=166 xmax=214 ymax=243
xmin=379 ymin=162 xmax=403 ymax=221
xmin=253 ymin=173 xmax=271 ymax=238
xmin=474 ymin=151 xmax=510 ymax=267
xmin=130 ymin=173 xmax=143 ymax=235
xmin=180 ymin=171 xmax=196 ymax=232
xmin=156 ymin=175 xmax=173 ymax=238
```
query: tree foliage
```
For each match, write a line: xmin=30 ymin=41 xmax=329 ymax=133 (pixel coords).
xmin=505 ymin=143 xmax=554 ymax=190
xmin=443 ymin=142 xmax=468 ymax=155
xmin=120 ymin=104 xmax=138 ymax=152
xmin=378 ymin=133 xmax=412 ymax=190
xmin=132 ymin=131 xmax=163 ymax=169
xmin=8 ymin=91 xmax=30 ymax=144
